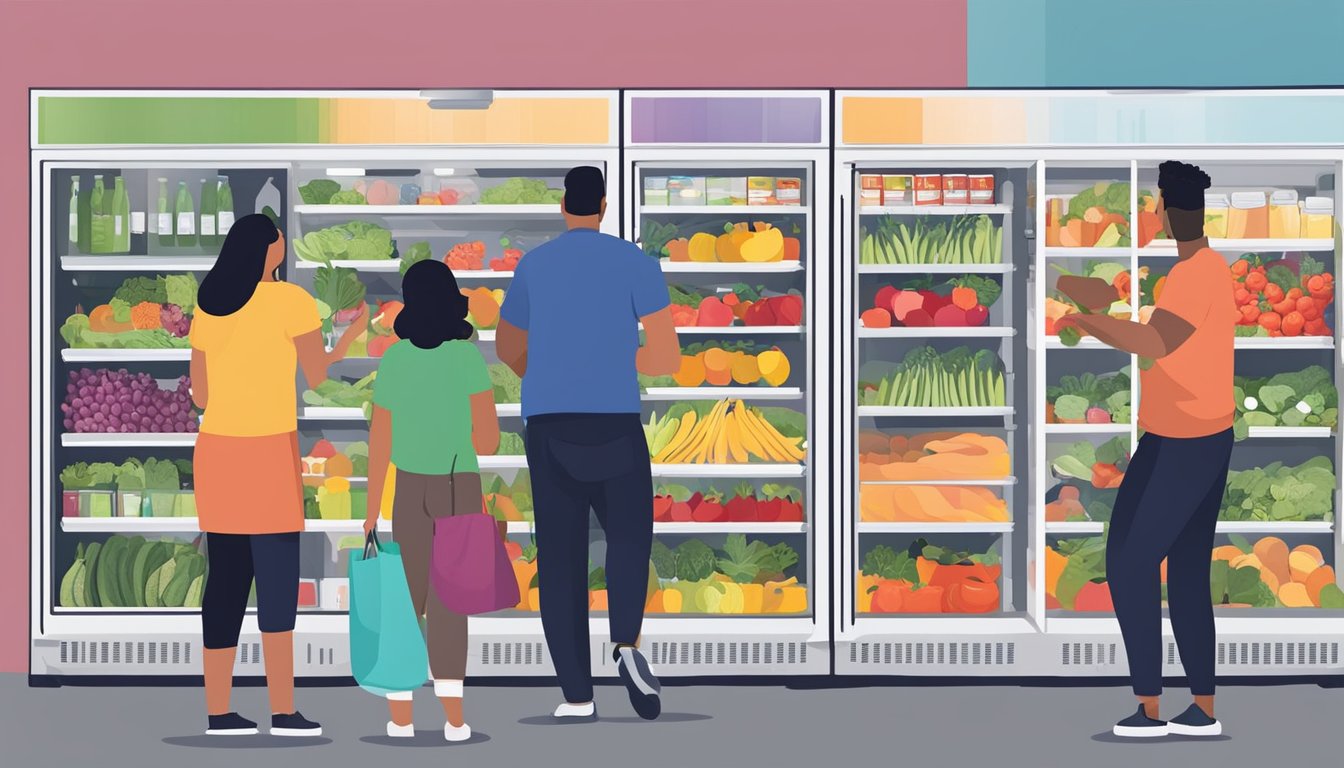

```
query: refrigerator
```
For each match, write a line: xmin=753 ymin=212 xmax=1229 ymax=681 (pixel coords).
xmin=834 ymin=89 xmax=1344 ymax=678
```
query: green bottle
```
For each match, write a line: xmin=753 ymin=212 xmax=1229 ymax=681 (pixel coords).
xmin=174 ymin=181 xmax=196 ymax=248
xmin=199 ymin=177 xmax=218 ymax=250
xmin=112 ymin=176 xmax=130 ymax=253
xmin=67 ymin=179 xmax=79 ymax=251
xmin=216 ymin=176 xmax=235 ymax=240
xmin=156 ymin=178 xmax=172 ymax=248
xmin=76 ymin=177 xmax=92 ymax=254
xmin=89 ymin=175 xmax=108 ymax=253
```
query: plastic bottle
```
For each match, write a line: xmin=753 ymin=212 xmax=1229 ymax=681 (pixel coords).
xmin=199 ymin=177 xmax=218 ymax=250
xmin=216 ymin=176 xmax=235 ymax=239
xmin=90 ymin=175 xmax=108 ymax=253
xmin=112 ymin=176 xmax=130 ymax=253
xmin=67 ymin=179 xmax=79 ymax=250
xmin=156 ymin=178 xmax=173 ymax=248
xmin=255 ymin=177 xmax=281 ymax=225
xmin=175 ymin=181 xmax=196 ymax=248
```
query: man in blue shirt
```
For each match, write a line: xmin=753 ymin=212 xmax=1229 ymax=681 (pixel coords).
xmin=497 ymin=166 xmax=680 ymax=721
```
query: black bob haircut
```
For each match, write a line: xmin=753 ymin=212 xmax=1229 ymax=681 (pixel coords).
xmin=1158 ymin=161 xmax=1212 ymax=242
xmin=197 ymin=213 xmax=280 ymax=317
xmin=563 ymin=166 xmax=605 ymax=216
xmin=394 ymin=259 xmax=475 ymax=350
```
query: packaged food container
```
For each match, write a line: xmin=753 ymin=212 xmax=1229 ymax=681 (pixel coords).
xmin=860 ymin=175 xmax=883 ymax=207
xmin=1045 ymin=197 xmax=1063 ymax=247
xmin=969 ymin=175 xmax=995 ymax=205
xmin=775 ymin=177 xmax=802 ymax=206
xmin=882 ymin=175 xmax=912 ymax=206
xmin=1227 ymin=192 xmax=1268 ymax=239
xmin=706 ymin=177 xmax=733 ymax=206
xmin=942 ymin=174 xmax=969 ymax=205
xmin=1303 ymin=196 xmax=1335 ymax=239
xmin=914 ymin=174 xmax=943 ymax=206
xmin=62 ymin=491 xmax=80 ymax=518
xmin=417 ymin=176 xmax=441 ymax=206
xmin=117 ymin=491 xmax=143 ymax=518
xmin=298 ymin=579 xmax=319 ymax=609
xmin=399 ymin=183 xmax=421 ymax=206
xmin=437 ymin=177 xmax=480 ymax=206
xmin=643 ymin=176 xmax=669 ymax=206
xmin=729 ymin=178 xmax=748 ymax=206
xmin=1203 ymin=194 xmax=1230 ymax=238
xmin=669 ymin=176 xmax=707 ymax=206
xmin=81 ymin=489 xmax=115 ymax=518
xmin=1269 ymin=190 xmax=1301 ymax=239
xmin=320 ymin=578 xmax=350 ymax=611
xmin=747 ymin=177 xmax=777 ymax=205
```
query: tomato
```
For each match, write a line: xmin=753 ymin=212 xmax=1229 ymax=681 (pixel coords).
xmin=1307 ymin=274 xmax=1327 ymax=293
xmin=1287 ymin=287 xmax=1303 ymax=301
xmin=1238 ymin=304 xmax=1260 ymax=324
xmin=1259 ymin=312 xmax=1282 ymax=332
xmin=1231 ymin=259 xmax=1250 ymax=277
xmin=1282 ymin=311 xmax=1306 ymax=337
xmin=1265 ymin=283 xmax=1285 ymax=303
xmin=1233 ymin=287 xmax=1252 ymax=305
xmin=1244 ymin=271 xmax=1268 ymax=292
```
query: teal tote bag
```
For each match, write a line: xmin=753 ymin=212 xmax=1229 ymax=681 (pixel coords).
xmin=349 ymin=531 xmax=429 ymax=697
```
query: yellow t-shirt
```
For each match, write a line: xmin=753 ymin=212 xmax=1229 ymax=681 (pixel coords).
xmin=190 ymin=282 xmax=321 ymax=437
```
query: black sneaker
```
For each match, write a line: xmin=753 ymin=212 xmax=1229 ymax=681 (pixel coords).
xmin=613 ymin=645 xmax=661 ymax=721
xmin=1168 ymin=704 xmax=1222 ymax=737
xmin=270 ymin=712 xmax=322 ymax=737
xmin=1113 ymin=705 xmax=1168 ymax=738
xmin=206 ymin=712 xmax=258 ymax=736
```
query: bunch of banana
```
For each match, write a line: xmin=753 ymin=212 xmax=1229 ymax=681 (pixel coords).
xmin=652 ymin=399 xmax=806 ymax=464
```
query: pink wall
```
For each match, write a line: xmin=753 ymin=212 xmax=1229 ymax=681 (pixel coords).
xmin=0 ymin=0 xmax=967 ymax=673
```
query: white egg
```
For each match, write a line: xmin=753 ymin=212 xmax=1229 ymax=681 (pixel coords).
xmin=1244 ymin=397 xmax=1259 ymax=411
xmin=1296 ymin=401 xmax=1313 ymax=415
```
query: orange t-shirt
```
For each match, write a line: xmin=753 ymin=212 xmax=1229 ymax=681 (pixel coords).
xmin=1138 ymin=247 xmax=1238 ymax=438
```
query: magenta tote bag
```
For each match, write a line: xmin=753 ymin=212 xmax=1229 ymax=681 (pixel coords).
xmin=429 ymin=469 xmax=520 ymax=615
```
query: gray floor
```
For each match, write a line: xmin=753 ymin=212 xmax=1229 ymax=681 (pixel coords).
xmin=2 ymin=674 xmax=1338 ymax=767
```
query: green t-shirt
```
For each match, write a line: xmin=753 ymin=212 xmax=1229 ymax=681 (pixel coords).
xmin=372 ymin=339 xmax=491 ymax=475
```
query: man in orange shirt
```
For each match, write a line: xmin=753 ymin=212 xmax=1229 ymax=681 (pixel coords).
xmin=1058 ymin=161 xmax=1237 ymax=739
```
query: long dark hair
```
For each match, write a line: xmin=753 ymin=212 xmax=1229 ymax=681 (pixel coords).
xmin=394 ymin=259 xmax=474 ymax=349
xmin=197 ymin=214 xmax=279 ymax=317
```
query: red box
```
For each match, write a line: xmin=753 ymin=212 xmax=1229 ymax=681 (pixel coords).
xmin=969 ymin=174 xmax=995 ymax=205
xmin=943 ymin=174 xmax=969 ymax=205
xmin=914 ymin=174 xmax=943 ymax=206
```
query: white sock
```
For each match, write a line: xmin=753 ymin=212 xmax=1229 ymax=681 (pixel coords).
xmin=386 ymin=691 xmax=414 ymax=702
xmin=554 ymin=701 xmax=596 ymax=718
xmin=434 ymin=679 xmax=464 ymax=699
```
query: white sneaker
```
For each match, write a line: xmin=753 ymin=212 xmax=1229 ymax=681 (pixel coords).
xmin=444 ymin=722 xmax=472 ymax=742
xmin=553 ymin=701 xmax=596 ymax=719
xmin=386 ymin=721 xmax=414 ymax=738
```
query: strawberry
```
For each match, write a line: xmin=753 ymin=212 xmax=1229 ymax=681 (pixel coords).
xmin=652 ymin=495 xmax=673 ymax=522
xmin=725 ymin=483 xmax=758 ymax=521
xmin=756 ymin=497 xmax=783 ymax=522
xmin=692 ymin=489 xmax=727 ymax=523
xmin=669 ymin=501 xmax=694 ymax=522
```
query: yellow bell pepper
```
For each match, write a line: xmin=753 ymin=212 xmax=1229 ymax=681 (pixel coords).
xmin=662 ymin=588 xmax=683 ymax=614
xmin=740 ymin=583 xmax=765 ymax=614
xmin=689 ymin=232 xmax=717 ymax=262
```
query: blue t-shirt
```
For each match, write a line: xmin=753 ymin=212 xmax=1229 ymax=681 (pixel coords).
xmin=500 ymin=228 xmax=670 ymax=417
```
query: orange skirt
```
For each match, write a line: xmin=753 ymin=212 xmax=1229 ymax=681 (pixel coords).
xmin=194 ymin=431 xmax=304 ymax=534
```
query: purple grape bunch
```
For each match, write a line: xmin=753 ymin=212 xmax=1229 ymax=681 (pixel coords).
xmin=61 ymin=368 xmax=199 ymax=434
xmin=160 ymin=304 xmax=192 ymax=338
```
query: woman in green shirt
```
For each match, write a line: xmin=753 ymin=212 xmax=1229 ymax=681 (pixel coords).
xmin=363 ymin=259 xmax=500 ymax=742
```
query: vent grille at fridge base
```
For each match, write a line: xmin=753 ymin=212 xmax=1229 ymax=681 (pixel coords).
xmin=640 ymin=641 xmax=808 ymax=668
xmin=1061 ymin=642 xmax=1120 ymax=667
xmin=56 ymin=641 xmax=267 ymax=668
xmin=848 ymin=642 xmax=1015 ymax=667
xmin=479 ymin=642 xmax=546 ymax=667
xmin=1167 ymin=641 xmax=1341 ymax=669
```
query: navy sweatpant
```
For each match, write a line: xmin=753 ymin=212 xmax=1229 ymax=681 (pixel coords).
xmin=525 ymin=413 xmax=654 ymax=704
xmin=1107 ymin=428 xmax=1233 ymax=697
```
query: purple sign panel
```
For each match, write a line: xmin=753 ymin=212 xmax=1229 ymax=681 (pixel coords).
xmin=630 ymin=96 xmax=823 ymax=144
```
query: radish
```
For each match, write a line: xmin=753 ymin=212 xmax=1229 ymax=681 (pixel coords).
xmin=933 ymin=304 xmax=969 ymax=327
xmin=1086 ymin=408 xmax=1111 ymax=424
xmin=875 ymin=285 xmax=898 ymax=311
xmin=903 ymin=309 xmax=934 ymax=327
xmin=964 ymin=305 xmax=989 ymax=327
xmin=889 ymin=290 xmax=924 ymax=323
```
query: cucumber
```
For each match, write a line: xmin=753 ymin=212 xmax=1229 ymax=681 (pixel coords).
xmin=59 ymin=544 xmax=84 ymax=608
xmin=119 ymin=537 xmax=146 ymax=608
xmin=162 ymin=554 xmax=195 ymax=608
xmin=130 ymin=541 xmax=156 ymax=607
xmin=96 ymin=536 xmax=127 ymax=607
xmin=185 ymin=575 xmax=205 ymax=608
xmin=83 ymin=541 xmax=103 ymax=608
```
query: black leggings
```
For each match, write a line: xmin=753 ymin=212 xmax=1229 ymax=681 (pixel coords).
xmin=1108 ymin=429 xmax=1233 ymax=697
xmin=202 ymin=532 xmax=300 ymax=649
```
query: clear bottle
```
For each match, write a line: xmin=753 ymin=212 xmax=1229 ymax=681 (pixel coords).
xmin=255 ymin=177 xmax=281 ymax=224
xmin=67 ymin=179 xmax=79 ymax=249
xmin=112 ymin=176 xmax=131 ymax=253
xmin=216 ymin=176 xmax=235 ymax=239
xmin=175 ymin=181 xmax=196 ymax=248
xmin=89 ymin=175 xmax=108 ymax=253
xmin=156 ymin=178 xmax=173 ymax=248
xmin=199 ymin=177 xmax=218 ymax=250
xmin=76 ymin=178 xmax=91 ymax=254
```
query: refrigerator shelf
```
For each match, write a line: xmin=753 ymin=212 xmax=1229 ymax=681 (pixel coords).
xmin=61 ymin=349 xmax=191 ymax=363
xmin=1046 ymin=521 xmax=1334 ymax=535
xmin=858 ymin=406 xmax=1014 ymax=418
xmin=295 ymin=204 xmax=561 ymax=217
xmin=293 ymin=260 xmax=401 ymax=272
xmin=642 ymin=387 xmax=804 ymax=401
xmin=1044 ymin=423 xmax=1131 ymax=435
xmin=61 ymin=433 xmax=196 ymax=448
xmin=858 ymin=522 xmax=1013 ymax=534
xmin=858 ymin=327 xmax=1015 ymax=339
xmin=1043 ymin=336 xmax=1332 ymax=351
xmin=640 ymin=205 xmax=809 ymax=215
xmin=1141 ymin=239 xmax=1335 ymax=255
xmin=60 ymin=256 xmax=217 ymax=272
xmin=658 ymin=262 xmax=804 ymax=274
xmin=1245 ymin=426 xmax=1333 ymax=439
xmin=651 ymin=463 xmax=806 ymax=478
xmin=1042 ymin=247 xmax=1132 ymax=259
xmin=858 ymin=264 xmax=1012 ymax=275
xmin=860 ymin=478 xmax=1016 ymax=487
xmin=860 ymin=204 xmax=1012 ymax=216
xmin=300 ymin=404 xmax=521 ymax=420
xmin=447 ymin=270 xmax=514 ymax=279
xmin=673 ymin=326 xmax=804 ymax=335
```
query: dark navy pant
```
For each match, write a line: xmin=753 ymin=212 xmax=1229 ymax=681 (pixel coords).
xmin=525 ymin=413 xmax=653 ymax=704
xmin=1107 ymin=428 xmax=1233 ymax=697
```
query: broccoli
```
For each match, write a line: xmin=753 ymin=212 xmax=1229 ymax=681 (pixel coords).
xmin=673 ymin=540 xmax=716 ymax=582
xmin=650 ymin=541 xmax=678 ymax=580
xmin=861 ymin=544 xmax=917 ymax=582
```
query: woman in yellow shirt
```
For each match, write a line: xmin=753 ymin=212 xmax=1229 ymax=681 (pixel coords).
xmin=189 ymin=213 xmax=365 ymax=737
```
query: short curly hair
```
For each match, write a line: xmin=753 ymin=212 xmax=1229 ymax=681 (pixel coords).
xmin=1158 ymin=161 xmax=1212 ymax=242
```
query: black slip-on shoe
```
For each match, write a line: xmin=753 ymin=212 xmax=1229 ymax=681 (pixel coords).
xmin=1113 ymin=706 xmax=1168 ymax=738
xmin=1168 ymin=704 xmax=1222 ymax=737
xmin=613 ymin=645 xmax=661 ymax=721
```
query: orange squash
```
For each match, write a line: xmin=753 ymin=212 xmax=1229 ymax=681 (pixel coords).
xmin=589 ymin=590 xmax=609 ymax=611
xmin=88 ymin=304 xmax=133 ymax=333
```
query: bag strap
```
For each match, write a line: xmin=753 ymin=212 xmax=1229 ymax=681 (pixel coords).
xmin=363 ymin=529 xmax=381 ymax=560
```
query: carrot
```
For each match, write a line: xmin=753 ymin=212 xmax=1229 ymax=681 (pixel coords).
xmin=1282 ymin=311 xmax=1306 ymax=337
xmin=951 ymin=286 xmax=978 ymax=311
xmin=1259 ymin=312 xmax=1282 ymax=332
xmin=1244 ymin=271 xmax=1268 ymax=293
xmin=1273 ymin=298 xmax=1296 ymax=315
